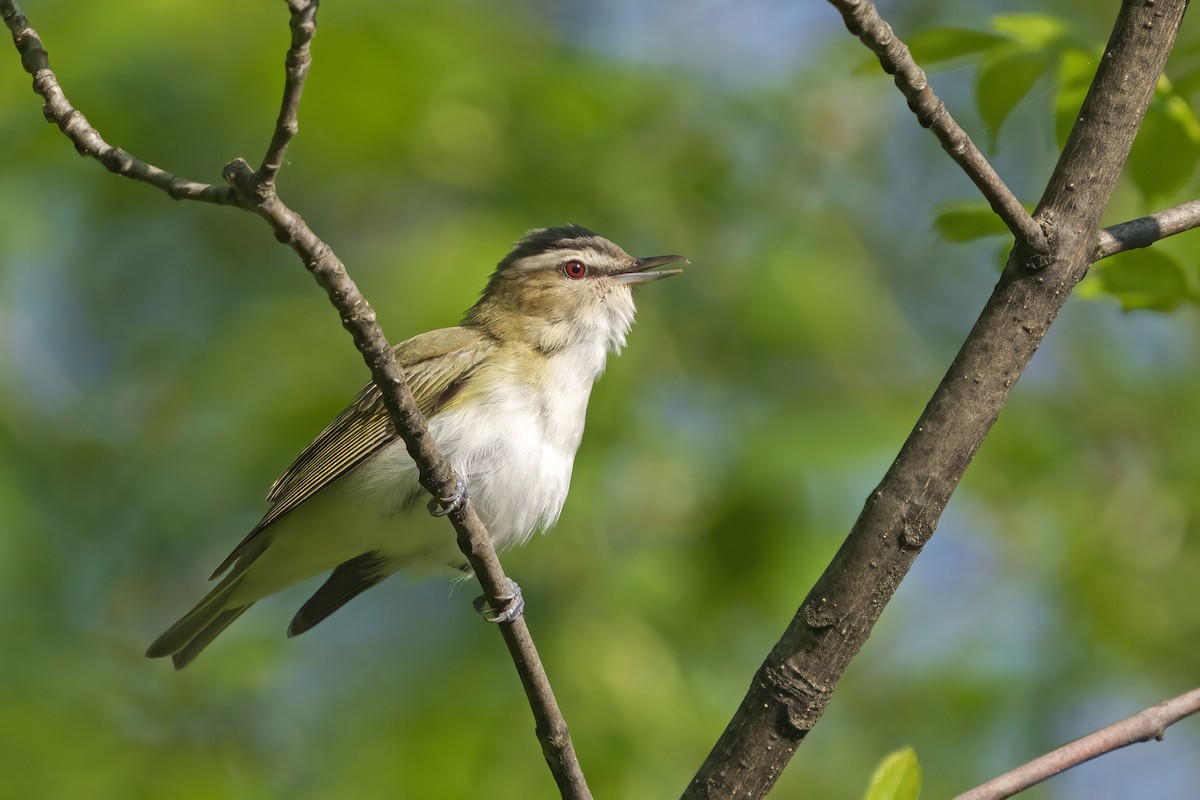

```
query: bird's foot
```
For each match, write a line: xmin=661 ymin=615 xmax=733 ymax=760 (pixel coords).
xmin=427 ymin=474 xmax=468 ymax=517
xmin=473 ymin=578 xmax=524 ymax=624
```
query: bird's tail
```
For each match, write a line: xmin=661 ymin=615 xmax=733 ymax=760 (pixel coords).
xmin=145 ymin=575 xmax=254 ymax=669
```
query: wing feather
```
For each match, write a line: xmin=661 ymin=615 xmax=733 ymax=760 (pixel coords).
xmin=210 ymin=326 xmax=495 ymax=578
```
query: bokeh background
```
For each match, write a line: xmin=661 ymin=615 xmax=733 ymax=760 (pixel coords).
xmin=2 ymin=1 xmax=1199 ymax=797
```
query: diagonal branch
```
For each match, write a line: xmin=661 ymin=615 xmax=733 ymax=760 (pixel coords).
xmin=828 ymin=0 xmax=1048 ymax=256
xmin=1 ymin=1 xmax=590 ymax=797
xmin=954 ymin=687 xmax=1200 ymax=800
xmin=1095 ymin=197 xmax=1200 ymax=259
xmin=220 ymin=160 xmax=591 ymax=800
xmin=683 ymin=2 xmax=1188 ymax=798
xmin=219 ymin=159 xmax=592 ymax=800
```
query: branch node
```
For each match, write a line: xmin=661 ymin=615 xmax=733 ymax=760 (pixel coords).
xmin=761 ymin=661 xmax=831 ymax=735
xmin=898 ymin=517 xmax=930 ymax=549
xmin=801 ymin=598 xmax=837 ymax=630
xmin=222 ymin=157 xmax=253 ymax=186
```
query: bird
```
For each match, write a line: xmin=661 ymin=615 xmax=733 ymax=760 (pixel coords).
xmin=146 ymin=225 xmax=684 ymax=668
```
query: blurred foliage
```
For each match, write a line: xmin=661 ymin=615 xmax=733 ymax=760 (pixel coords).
xmin=1 ymin=1 xmax=1199 ymax=799
xmin=933 ymin=199 xmax=1030 ymax=242
xmin=915 ymin=10 xmax=1200 ymax=312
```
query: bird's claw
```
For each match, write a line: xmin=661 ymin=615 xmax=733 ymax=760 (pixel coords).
xmin=428 ymin=474 xmax=468 ymax=517
xmin=473 ymin=578 xmax=524 ymax=624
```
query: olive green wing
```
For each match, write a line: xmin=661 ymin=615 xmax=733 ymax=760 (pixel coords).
xmin=210 ymin=326 xmax=495 ymax=578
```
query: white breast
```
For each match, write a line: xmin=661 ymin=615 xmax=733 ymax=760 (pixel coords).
xmin=231 ymin=336 xmax=616 ymax=603
xmin=427 ymin=339 xmax=606 ymax=549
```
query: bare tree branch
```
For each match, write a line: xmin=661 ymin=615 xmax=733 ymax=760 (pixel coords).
xmin=0 ymin=4 xmax=233 ymax=204
xmin=1 ymin=1 xmax=590 ymax=797
xmin=683 ymin=2 xmax=1189 ymax=797
xmin=954 ymin=687 xmax=1200 ymax=800
xmin=256 ymin=0 xmax=314 ymax=186
xmin=1095 ymin=197 xmax=1200 ymax=259
xmin=827 ymin=0 xmax=1049 ymax=255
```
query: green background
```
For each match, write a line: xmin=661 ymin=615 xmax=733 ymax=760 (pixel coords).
xmin=2 ymin=1 xmax=1198 ymax=797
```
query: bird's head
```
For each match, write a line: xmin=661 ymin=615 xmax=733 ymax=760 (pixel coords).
xmin=465 ymin=225 xmax=684 ymax=354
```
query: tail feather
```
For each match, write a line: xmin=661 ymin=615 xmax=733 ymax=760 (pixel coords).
xmin=171 ymin=605 xmax=253 ymax=670
xmin=146 ymin=576 xmax=246 ymax=667
xmin=288 ymin=551 xmax=390 ymax=638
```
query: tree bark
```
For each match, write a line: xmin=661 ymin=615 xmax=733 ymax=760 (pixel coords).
xmin=683 ymin=2 xmax=1190 ymax=797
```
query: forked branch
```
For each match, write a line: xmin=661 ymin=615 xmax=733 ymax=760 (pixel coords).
xmin=0 ymin=1 xmax=589 ymax=797
xmin=683 ymin=2 xmax=1189 ymax=797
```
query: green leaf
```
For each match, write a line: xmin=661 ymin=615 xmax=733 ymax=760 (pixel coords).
xmin=976 ymin=43 xmax=1055 ymax=148
xmin=1127 ymin=80 xmax=1200 ymax=202
xmin=1088 ymin=248 xmax=1192 ymax=311
xmin=862 ymin=747 xmax=922 ymax=800
xmin=1167 ymin=40 xmax=1200 ymax=98
xmin=932 ymin=201 xmax=1016 ymax=242
xmin=905 ymin=27 xmax=1007 ymax=68
xmin=989 ymin=13 xmax=1073 ymax=49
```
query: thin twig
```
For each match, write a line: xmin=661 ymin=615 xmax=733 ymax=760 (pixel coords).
xmin=954 ymin=687 xmax=1200 ymax=800
xmin=827 ymin=0 xmax=1048 ymax=256
xmin=256 ymin=0 xmax=315 ymax=186
xmin=1095 ymin=197 xmax=1200 ymax=259
xmin=0 ymin=3 xmax=234 ymax=204
xmin=1 ymin=1 xmax=590 ymax=797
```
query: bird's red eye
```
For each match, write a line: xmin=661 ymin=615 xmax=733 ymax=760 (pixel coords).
xmin=563 ymin=260 xmax=587 ymax=280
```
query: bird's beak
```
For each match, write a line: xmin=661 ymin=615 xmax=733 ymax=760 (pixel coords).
xmin=614 ymin=254 xmax=687 ymax=285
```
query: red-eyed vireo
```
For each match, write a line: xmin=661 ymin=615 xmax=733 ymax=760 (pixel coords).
xmin=146 ymin=225 xmax=684 ymax=668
